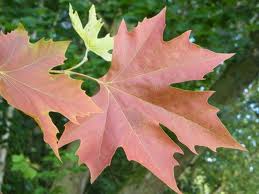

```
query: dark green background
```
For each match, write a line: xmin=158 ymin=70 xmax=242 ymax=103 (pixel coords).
xmin=0 ymin=0 xmax=258 ymax=194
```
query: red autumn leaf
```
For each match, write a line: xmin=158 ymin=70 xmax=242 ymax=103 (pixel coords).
xmin=59 ymin=8 xmax=244 ymax=193
xmin=0 ymin=26 xmax=100 ymax=158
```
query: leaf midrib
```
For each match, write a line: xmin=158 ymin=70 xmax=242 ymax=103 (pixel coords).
xmin=2 ymin=72 xmax=75 ymax=105
xmin=111 ymin=18 xmax=162 ymax=82
xmin=107 ymin=84 xmax=232 ymax=145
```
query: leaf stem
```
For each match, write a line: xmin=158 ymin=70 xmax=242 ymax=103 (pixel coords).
xmin=49 ymin=69 xmax=104 ymax=84
xmin=66 ymin=49 xmax=89 ymax=71
xmin=49 ymin=47 xmax=106 ymax=84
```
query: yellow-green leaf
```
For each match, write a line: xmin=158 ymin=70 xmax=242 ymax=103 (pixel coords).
xmin=69 ymin=4 xmax=113 ymax=61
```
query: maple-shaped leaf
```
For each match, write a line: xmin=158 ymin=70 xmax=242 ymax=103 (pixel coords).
xmin=0 ymin=25 xmax=100 ymax=158
xmin=69 ymin=4 xmax=113 ymax=61
xmin=59 ymin=8 xmax=245 ymax=193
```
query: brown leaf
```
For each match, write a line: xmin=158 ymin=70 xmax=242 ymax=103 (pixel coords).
xmin=0 ymin=26 xmax=100 ymax=158
xmin=59 ymin=9 xmax=244 ymax=193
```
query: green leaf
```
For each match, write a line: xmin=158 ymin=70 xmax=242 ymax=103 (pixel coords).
xmin=69 ymin=4 xmax=113 ymax=61
xmin=11 ymin=154 xmax=38 ymax=180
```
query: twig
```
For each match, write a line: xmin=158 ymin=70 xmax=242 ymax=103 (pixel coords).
xmin=49 ymin=69 xmax=104 ymax=84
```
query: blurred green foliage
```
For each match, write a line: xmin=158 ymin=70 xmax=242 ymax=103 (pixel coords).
xmin=0 ymin=0 xmax=258 ymax=194
xmin=11 ymin=154 xmax=38 ymax=180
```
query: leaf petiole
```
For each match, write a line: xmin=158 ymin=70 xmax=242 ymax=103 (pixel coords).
xmin=49 ymin=69 xmax=103 ymax=84
xmin=66 ymin=48 xmax=89 ymax=71
xmin=50 ymin=47 xmax=105 ymax=84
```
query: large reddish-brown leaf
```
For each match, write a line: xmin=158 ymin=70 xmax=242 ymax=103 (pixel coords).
xmin=59 ymin=8 xmax=244 ymax=193
xmin=0 ymin=26 xmax=100 ymax=158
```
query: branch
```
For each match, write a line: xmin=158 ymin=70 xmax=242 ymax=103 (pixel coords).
xmin=51 ymin=143 xmax=90 ymax=194
xmin=0 ymin=107 xmax=14 ymax=190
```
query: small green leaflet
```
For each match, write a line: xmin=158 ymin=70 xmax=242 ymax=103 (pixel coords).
xmin=69 ymin=4 xmax=113 ymax=61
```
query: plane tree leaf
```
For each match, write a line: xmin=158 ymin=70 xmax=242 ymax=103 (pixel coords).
xmin=59 ymin=8 xmax=245 ymax=193
xmin=0 ymin=5 xmax=244 ymax=194
xmin=0 ymin=25 xmax=100 ymax=158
